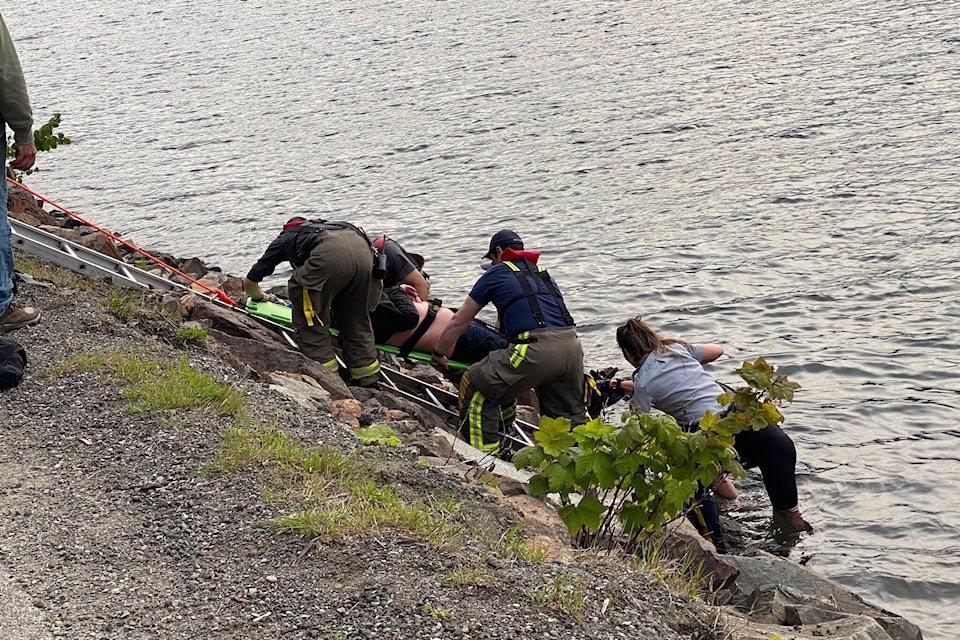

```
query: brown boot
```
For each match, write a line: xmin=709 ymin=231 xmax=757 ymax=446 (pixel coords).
xmin=774 ymin=506 xmax=813 ymax=532
xmin=0 ymin=304 xmax=41 ymax=333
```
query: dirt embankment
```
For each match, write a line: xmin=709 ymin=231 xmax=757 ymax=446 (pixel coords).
xmin=0 ymin=259 xmax=722 ymax=640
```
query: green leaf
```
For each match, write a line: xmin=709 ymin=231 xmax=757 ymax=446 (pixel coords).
xmin=618 ymin=502 xmax=650 ymax=536
xmin=513 ymin=445 xmax=546 ymax=470
xmin=575 ymin=451 xmax=619 ymax=489
xmin=535 ymin=416 xmax=577 ymax=457
xmin=612 ymin=451 xmax=644 ymax=477
xmin=557 ymin=494 xmax=607 ymax=536
xmin=354 ymin=423 xmax=402 ymax=446
xmin=761 ymin=403 xmax=784 ymax=425
xmin=573 ymin=418 xmax=616 ymax=451
xmin=615 ymin=417 xmax=645 ymax=450
xmin=528 ymin=474 xmax=550 ymax=496
xmin=542 ymin=459 xmax=577 ymax=493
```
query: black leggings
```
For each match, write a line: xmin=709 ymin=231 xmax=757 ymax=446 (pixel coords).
xmin=734 ymin=424 xmax=798 ymax=511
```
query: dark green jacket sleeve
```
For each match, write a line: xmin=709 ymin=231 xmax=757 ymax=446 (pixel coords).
xmin=0 ymin=13 xmax=33 ymax=144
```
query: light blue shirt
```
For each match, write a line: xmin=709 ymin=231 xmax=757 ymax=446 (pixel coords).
xmin=628 ymin=343 xmax=724 ymax=426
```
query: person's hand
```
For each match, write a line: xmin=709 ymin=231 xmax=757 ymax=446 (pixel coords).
xmin=9 ymin=143 xmax=36 ymax=171
xmin=431 ymin=351 xmax=448 ymax=371
xmin=247 ymin=292 xmax=282 ymax=304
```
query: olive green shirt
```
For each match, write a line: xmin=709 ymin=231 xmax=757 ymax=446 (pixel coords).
xmin=0 ymin=13 xmax=32 ymax=144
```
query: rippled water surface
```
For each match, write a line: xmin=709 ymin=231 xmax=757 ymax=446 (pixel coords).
xmin=10 ymin=1 xmax=960 ymax=635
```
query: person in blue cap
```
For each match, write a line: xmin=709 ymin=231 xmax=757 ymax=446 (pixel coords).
xmin=431 ymin=229 xmax=587 ymax=455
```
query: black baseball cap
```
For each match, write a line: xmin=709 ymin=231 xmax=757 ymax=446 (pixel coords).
xmin=484 ymin=229 xmax=523 ymax=259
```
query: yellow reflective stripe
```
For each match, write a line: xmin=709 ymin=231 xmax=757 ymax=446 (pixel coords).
xmin=500 ymin=404 xmax=516 ymax=422
xmin=350 ymin=359 xmax=381 ymax=379
xmin=302 ymin=289 xmax=322 ymax=328
xmin=690 ymin=504 xmax=713 ymax=544
xmin=467 ymin=390 xmax=485 ymax=450
xmin=321 ymin=359 xmax=339 ymax=371
xmin=509 ymin=343 xmax=528 ymax=368
xmin=503 ymin=260 xmax=545 ymax=273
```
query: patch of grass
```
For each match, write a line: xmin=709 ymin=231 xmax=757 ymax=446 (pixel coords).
xmin=632 ymin=538 xmax=709 ymax=599
xmin=12 ymin=251 xmax=89 ymax=289
xmin=529 ymin=573 xmax=586 ymax=618
xmin=272 ymin=480 xmax=462 ymax=548
xmin=175 ymin=325 xmax=209 ymax=342
xmin=104 ymin=287 xmax=140 ymax=323
xmin=208 ymin=425 xmax=464 ymax=549
xmin=442 ymin=565 xmax=491 ymax=587
xmin=126 ymin=357 xmax=245 ymax=416
xmin=43 ymin=350 xmax=246 ymax=418
xmin=208 ymin=424 xmax=362 ymax=477
xmin=487 ymin=524 xmax=548 ymax=563
xmin=420 ymin=603 xmax=453 ymax=619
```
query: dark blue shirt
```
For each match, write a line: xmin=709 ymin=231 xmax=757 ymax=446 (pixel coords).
xmin=468 ymin=258 xmax=573 ymax=337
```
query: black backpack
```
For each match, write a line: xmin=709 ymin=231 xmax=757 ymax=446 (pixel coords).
xmin=0 ymin=337 xmax=27 ymax=390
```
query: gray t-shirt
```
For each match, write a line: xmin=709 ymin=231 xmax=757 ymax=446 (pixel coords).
xmin=628 ymin=343 xmax=724 ymax=426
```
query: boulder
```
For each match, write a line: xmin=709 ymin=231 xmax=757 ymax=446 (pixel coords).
xmin=80 ymin=232 xmax=123 ymax=261
xmin=263 ymin=372 xmax=333 ymax=414
xmin=721 ymin=551 xmax=922 ymax=640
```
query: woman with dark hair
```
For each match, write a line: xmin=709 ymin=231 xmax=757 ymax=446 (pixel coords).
xmin=606 ymin=316 xmax=811 ymax=548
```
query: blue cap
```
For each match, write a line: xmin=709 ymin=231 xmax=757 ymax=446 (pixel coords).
xmin=484 ymin=229 xmax=523 ymax=259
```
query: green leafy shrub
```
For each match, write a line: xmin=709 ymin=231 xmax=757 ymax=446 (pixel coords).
xmin=514 ymin=357 xmax=799 ymax=550
xmin=6 ymin=113 xmax=71 ymax=179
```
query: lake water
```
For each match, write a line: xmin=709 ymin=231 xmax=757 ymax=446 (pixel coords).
xmin=9 ymin=1 xmax=960 ymax=636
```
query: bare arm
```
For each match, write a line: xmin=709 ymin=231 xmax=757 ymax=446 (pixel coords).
xmin=432 ymin=296 xmax=482 ymax=365
xmin=401 ymin=269 xmax=430 ymax=302
xmin=700 ymin=344 xmax=724 ymax=364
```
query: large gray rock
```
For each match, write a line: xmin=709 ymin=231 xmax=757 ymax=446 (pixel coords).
xmin=721 ymin=551 xmax=922 ymax=640
xmin=205 ymin=329 xmax=354 ymax=401
xmin=263 ymin=372 xmax=334 ymax=413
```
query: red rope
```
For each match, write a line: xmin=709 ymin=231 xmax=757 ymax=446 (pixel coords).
xmin=7 ymin=178 xmax=238 ymax=306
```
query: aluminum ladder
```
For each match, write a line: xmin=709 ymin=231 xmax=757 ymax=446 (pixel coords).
xmin=10 ymin=217 xmax=535 ymax=450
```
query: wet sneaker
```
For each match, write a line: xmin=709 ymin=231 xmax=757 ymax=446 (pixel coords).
xmin=0 ymin=304 xmax=41 ymax=333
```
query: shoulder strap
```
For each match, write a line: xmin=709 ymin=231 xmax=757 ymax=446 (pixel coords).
xmin=498 ymin=260 xmax=575 ymax=329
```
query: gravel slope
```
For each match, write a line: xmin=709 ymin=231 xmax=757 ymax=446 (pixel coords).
xmin=0 ymin=271 xmax=722 ymax=640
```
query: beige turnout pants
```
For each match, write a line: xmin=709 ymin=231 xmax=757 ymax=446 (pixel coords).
xmin=287 ymin=228 xmax=380 ymax=386
xmin=459 ymin=325 xmax=586 ymax=454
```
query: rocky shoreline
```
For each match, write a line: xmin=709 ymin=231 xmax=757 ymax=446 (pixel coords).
xmin=0 ymin=182 xmax=925 ymax=639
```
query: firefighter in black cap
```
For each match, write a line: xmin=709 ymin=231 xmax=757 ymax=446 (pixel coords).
xmin=431 ymin=229 xmax=587 ymax=454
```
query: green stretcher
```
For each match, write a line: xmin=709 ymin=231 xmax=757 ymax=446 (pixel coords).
xmin=244 ymin=299 xmax=470 ymax=371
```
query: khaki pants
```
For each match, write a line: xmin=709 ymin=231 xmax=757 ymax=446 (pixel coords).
xmin=459 ymin=326 xmax=586 ymax=453
xmin=288 ymin=228 xmax=380 ymax=386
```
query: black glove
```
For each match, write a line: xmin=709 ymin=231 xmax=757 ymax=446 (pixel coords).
xmin=597 ymin=378 xmax=627 ymax=405
xmin=590 ymin=367 xmax=619 ymax=381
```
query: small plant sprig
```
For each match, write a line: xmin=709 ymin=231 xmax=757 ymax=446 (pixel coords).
xmin=514 ymin=357 xmax=799 ymax=551
xmin=6 ymin=113 xmax=71 ymax=179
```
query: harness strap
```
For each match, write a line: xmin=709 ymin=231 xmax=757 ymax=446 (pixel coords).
xmin=397 ymin=300 xmax=442 ymax=359
xmin=302 ymin=288 xmax=322 ymax=327
xmin=499 ymin=259 xmax=575 ymax=335
xmin=296 ymin=219 xmax=374 ymax=247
